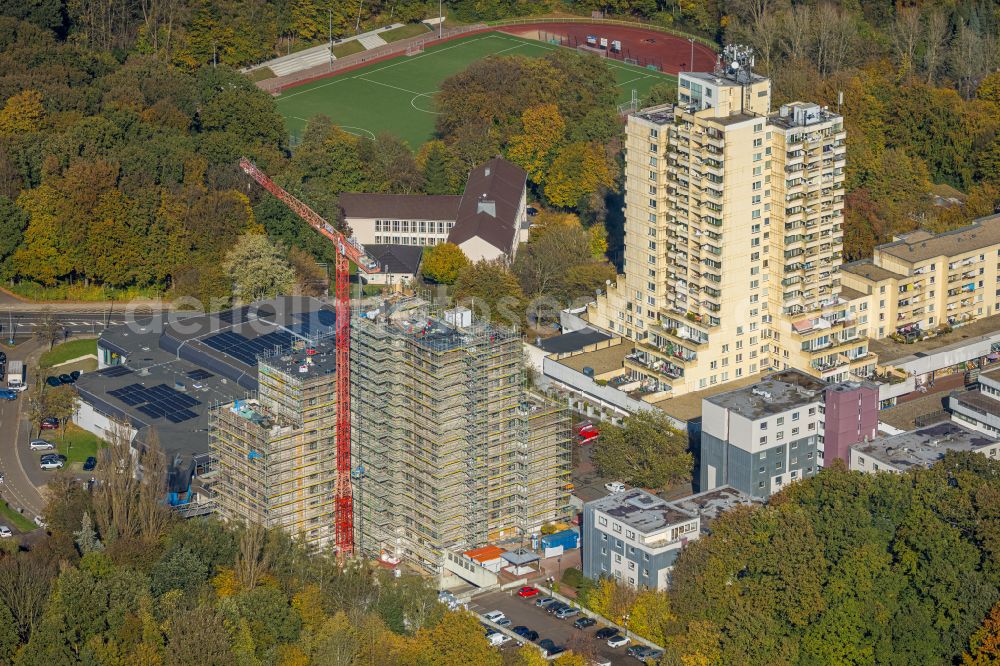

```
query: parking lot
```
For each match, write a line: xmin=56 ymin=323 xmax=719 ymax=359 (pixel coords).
xmin=471 ymin=589 xmax=634 ymax=664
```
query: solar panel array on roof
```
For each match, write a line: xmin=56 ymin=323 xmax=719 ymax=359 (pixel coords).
xmin=186 ymin=369 xmax=213 ymax=380
xmin=216 ymin=306 xmax=252 ymax=325
xmin=107 ymin=383 xmax=201 ymax=423
xmin=98 ymin=365 xmax=133 ymax=377
xmin=286 ymin=309 xmax=337 ymax=337
xmin=203 ymin=330 xmax=295 ymax=366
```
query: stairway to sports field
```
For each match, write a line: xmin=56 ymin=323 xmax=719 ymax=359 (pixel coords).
xmin=358 ymin=33 xmax=388 ymax=50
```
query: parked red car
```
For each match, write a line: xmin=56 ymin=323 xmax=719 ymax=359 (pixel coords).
xmin=517 ymin=586 xmax=539 ymax=598
xmin=39 ymin=417 xmax=59 ymax=430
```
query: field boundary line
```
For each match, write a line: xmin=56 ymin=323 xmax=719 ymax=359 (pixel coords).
xmin=261 ymin=19 xmax=701 ymax=93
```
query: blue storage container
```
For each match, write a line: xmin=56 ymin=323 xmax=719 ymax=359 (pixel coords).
xmin=541 ymin=528 xmax=579 ymax=551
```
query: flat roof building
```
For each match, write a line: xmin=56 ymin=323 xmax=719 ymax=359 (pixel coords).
xmin=75 ymin=297 xmax=338 ymax=510
xmin=672 ymin=486 xmax=760 ymax=534
xmin=850 ymin=422 xmax=1000 ymax=474
xmin=700 ymin=370 xmax=827 ymax=499
xmin=840 ymin=214 xmax=1000 ymax=341
xmin=582 ymin=488 xmax=699 ymax=590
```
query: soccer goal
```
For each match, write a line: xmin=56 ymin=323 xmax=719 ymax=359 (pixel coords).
xmin=624 ymin=57 xmax=639 ymax=65
xmin=406 ymin=41 xmax=425 ymax=56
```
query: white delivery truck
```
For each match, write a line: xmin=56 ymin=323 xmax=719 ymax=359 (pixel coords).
xmin=6 ymin=360 xmax=26 ymax=391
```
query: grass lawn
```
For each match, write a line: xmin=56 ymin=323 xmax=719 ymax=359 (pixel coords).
xmin=277 ymin=31 xmax=676 ymax=147
xmin=247 ymin=67 xmax=276 ymax=82
xmin=332 ymin=40 xmax=365 ymax=58
xmin=380 ymin=22 xmax=431 ymax=43
xmin=0 ymin=500 xmax=36 ymax=532
xmin=57 ymin=424 xmax=105 ymax=465
xmin=39 ymin=338 xmax=97 ymax=369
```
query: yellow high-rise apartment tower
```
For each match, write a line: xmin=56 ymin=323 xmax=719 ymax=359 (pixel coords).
xmin=589 ymin=46 xmax=875 ymax=398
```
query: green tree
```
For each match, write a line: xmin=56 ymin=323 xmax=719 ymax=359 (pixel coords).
xmin=507 ymin=103 xmax=566 ymax=184
xmin=151 ymin=545 xmax=209 ymax=596
xmin=73 ymin=512 xmax=103 ymax=555
xmin=421 ymin=243 xmax=470 ymax=285
xmin=0 ymin=195 xmax=29 ymax=272
xmin=965 ymin=602 xmax=1000 ymax=664
xmin=416 ymin=140 xmax=460 ymax=195
xmin=0 ymin=90 xmax=45 ymax=135
xmin=644 ymin=82 xmax=676 ymax=107
xmin=0 ymin=602 xmax=19 ymax=664
xmin=222 ymin=233 xmax=296 ymax=303
xmin=544 ymin=142 xmax=614 ymax=209
xmin=591 ymin=411 xmax=692 ymax=489
xmin=453 ymin=259 xmax=525 ymax=329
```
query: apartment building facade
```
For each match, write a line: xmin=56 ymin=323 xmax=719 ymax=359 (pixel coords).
xmin=700 ymin=370 xmax=826 ymax=498
xmin=840 ymin=214 xmax=1000 ymax=341
xmin=588 ymin=46 xmax=867 ymax=398
xmin=210 ymin=342 xmax=339 ymax=549
xmin=351 ymin=303 xmax=572 ymax=573
xmin=582 ymin=488 xmax=700 ymax=590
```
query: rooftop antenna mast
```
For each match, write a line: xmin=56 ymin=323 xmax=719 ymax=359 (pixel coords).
xmin=718 ymin=44 xmax=756 ymax=113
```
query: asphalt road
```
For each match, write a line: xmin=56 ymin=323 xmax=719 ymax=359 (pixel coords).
xmin=0 ymin=311 xmax=132 ymax=339
xmin=0 ymin=339 xmax=46 ymax=524
xmin=470 ymin=590 xmax=634 ymax=664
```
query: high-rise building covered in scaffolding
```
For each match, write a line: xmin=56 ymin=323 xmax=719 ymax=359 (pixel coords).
xmin=351 ymin=299 xmax=573 ymax=573
xmin=210 ymin=337 xmax=339 ymax=550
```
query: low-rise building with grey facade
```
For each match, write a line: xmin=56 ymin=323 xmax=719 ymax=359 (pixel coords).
xmin=950 ymin=366 xmax=1000 ymax=437
xmin=850 ymin=422 xmax=999 ymax=473
xmin=700 ymin=370 xmax=826 ymax=499
xmin=582 ymin=488 xmax=699 ymax=590
xmin=672 ymin=486 xmax=761 ymax=535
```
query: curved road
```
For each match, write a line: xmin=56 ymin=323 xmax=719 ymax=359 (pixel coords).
xmin=0 ymin=339 xmax=46 ymax=523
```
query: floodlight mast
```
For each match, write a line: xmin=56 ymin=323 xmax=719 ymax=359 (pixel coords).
xmin=238 ymin=157 xmax=381 ymax=558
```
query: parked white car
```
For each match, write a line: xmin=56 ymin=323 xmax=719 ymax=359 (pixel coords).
xmin=0 ymin=526 xmax=11 ymax=538
xmin=29 ymin=439 xmax=54 ymax=451
xmin=33 ymin=516 xmax=47 ymax=529
xmin=483 ymin=610 xmax=507 ymax=624
xmin=604 ymin=481 xmax=626 ymax=493
xmin=607 ymin=634 xmax=631 ymax=648
xmin=39 ymin=459 xmax=63 ymax=470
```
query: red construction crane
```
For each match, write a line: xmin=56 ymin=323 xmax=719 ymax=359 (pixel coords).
xmin=238 ymin=157 xmax=379 ymax=557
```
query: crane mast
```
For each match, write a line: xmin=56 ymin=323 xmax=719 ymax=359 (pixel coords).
xmin=238 ymin=157 xmax=379 ymax=557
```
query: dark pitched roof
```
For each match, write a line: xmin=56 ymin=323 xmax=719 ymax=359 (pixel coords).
xmin=448 ymin=157 xmax=526 ymax=252
xmin=340 ymin=193 xmax=461 ymax=221
xmin=365 ymin=244 xmax=423 ymax=275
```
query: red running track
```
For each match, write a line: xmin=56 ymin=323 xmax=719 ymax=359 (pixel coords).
xmin=499 ymin=23 xmax=716 ymax=75
xmin=271 ymin=22 xmax=717 ymax=93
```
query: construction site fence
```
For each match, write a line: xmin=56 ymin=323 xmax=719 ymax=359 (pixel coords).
xmin=259 ymin=16 xmax=717 ymax=94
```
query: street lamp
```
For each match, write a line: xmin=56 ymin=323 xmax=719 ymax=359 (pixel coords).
xmin=688 ymin=38 xmax=695 ymax=72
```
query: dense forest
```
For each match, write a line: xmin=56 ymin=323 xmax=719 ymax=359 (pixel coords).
xmin=0 ymin=6 xmax=623 ymax=310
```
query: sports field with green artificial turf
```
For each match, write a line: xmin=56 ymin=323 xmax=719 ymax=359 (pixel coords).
xmin=275 ymin=31 xmax=677 ymax=148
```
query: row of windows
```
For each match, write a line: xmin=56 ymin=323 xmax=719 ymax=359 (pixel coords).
xmin=374 ymin=220 xmax=453 ymax=234
xmin=373 ymin=235 xmax=444 ymax=246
